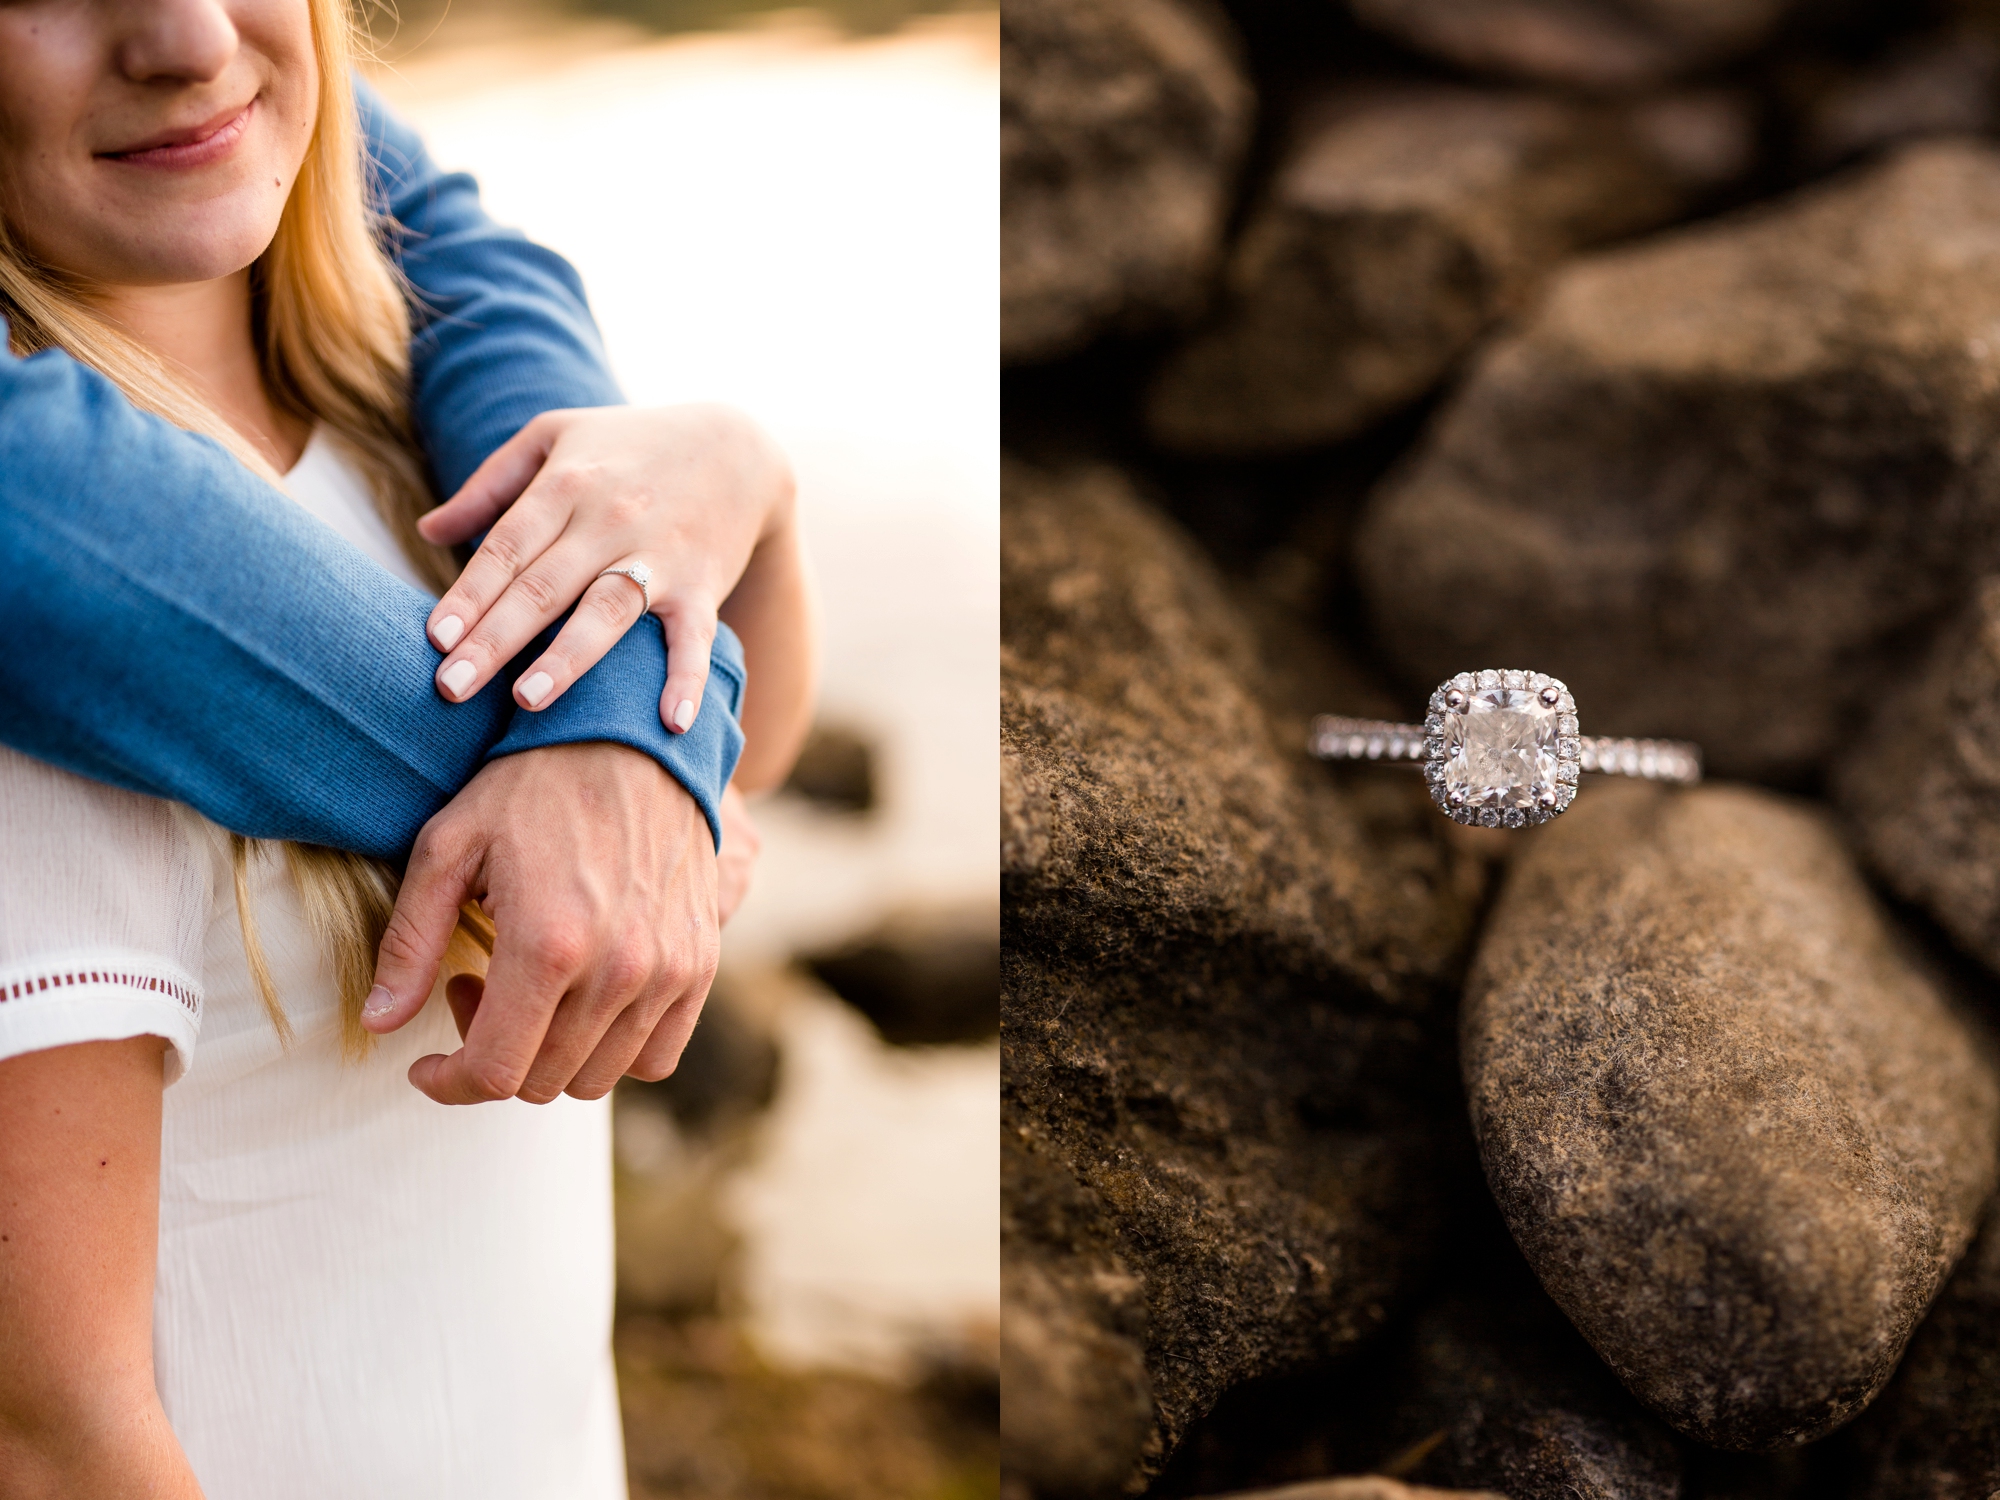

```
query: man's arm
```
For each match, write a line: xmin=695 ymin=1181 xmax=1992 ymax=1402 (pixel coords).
xmin=0 ymin=333 xmax=743 ymax=856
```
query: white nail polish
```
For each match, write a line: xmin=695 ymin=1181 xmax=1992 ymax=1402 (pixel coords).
xmin=520 ymin=671 xmax=554 ymax=707
xmin=362 ymin=985 xmax=396 ymax=1019
xmin=440 ymin=659 xmax=478 ymax=699
xmin=673 ymin=699 xmax=696 ymax=731
xmin=433 ymin=614 xmax=465 ymax=650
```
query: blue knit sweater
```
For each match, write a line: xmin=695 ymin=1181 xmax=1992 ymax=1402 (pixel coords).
xmin=0 ymin=80 xmax=742 ymax=860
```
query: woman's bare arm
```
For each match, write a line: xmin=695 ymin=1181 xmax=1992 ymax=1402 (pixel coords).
xmin=0 ymin=1039 xmax=200 ymax=1500
xmin=720 ymin=514 xmax=818 ymax=793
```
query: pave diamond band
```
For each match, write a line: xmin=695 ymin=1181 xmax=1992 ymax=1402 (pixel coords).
xmin=1309 ymin=669 xmax=1701 ymax=828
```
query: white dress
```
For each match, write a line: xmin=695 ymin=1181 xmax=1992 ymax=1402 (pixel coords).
xmin=0 ymin=429 xmax=626 ymax=1500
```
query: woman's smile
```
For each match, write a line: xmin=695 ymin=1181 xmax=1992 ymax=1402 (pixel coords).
xmin=100 ymin=98 xmax=256 ymax=169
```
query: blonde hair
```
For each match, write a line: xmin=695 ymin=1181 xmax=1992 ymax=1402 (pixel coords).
xmin=0 ymin=0 xmax=488 ymax=1054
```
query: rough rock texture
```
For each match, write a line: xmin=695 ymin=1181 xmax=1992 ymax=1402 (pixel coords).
xmin=1198 ymin=1480 xmax=1505 ymax=1500
xmin=1844 ymin=1209 xmax=2000 ymax=1497
xmin=1355 ymin=142 xmax=2000 ymax=781
xmin=1836 ymin=576 xmax=2000 ymax=981
xmin=1002 ymin=458 xmax=1485 ymax=1494
xmin=1001 ymin=0 xmax=1253 ymax=365
xmin=1349 ymin=0 xmax=1794 ymax=91
xmin=1466 ymin=783 xmax=2000 ymax=1450
xmin=1143 ymin=86 xmax=1733 ymax=457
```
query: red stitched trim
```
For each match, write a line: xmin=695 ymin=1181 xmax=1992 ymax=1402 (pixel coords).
xmin=0 ymin=967 xmax=198 ymax=1018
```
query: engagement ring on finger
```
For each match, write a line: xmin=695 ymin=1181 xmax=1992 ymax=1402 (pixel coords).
xmin=1311 ymin=668 xmax=1702 ymax=828
xmin=598 ymin=563 xmax=652 ymax=615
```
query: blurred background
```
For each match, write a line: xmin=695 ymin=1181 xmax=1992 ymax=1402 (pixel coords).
xmin=362 ymin=5 xmax=996 ymax=1496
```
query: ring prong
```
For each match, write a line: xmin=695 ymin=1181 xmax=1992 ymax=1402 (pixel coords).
xmin=1539 ymin=685 xmax=1561 ymax=707
xmin=1445 ymin=688 xmax=1466 ymax=710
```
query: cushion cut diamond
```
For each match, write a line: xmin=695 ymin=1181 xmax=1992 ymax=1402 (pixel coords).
xmin=1442 ymin=686 xmax=1560 ymax=811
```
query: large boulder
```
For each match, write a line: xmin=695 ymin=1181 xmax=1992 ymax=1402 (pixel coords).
xmin=1465 ymin=782 xmax=2000 ymax=1450
xmin=1355 ymin=141 xmax=2000 ymax=781
xmin=1836 ymin=576 xmax=2000 ymax=980
xmin=1001 ymin=458 xmax=1484 ymax=1494
xmin=1002 ymin=0 xmax=1253 ymax=365
xmin=1144 ymin=86 xmax=1741 ymax=456
xmin=1349 ymin=0 xmax=1795 ymax=91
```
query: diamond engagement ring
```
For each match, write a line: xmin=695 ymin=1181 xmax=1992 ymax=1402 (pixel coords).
xmin=597 ymin=563 xmax=652 ymax=615
xmin=1311 ymin=668 xmax=1702 ymax=828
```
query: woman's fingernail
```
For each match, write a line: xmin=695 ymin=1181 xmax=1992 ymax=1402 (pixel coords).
xmin=363 ymin=985 xmax=397 ymax=1020
xmin=519 ymin=671 xmax=554 ymax=707
xmin=433 ymin=614 xmax=465 ymax=650
xmin=440 ymin=659 xmax=478 ymax=699
xmin=672 ymin=699 xmax=697 ymax=731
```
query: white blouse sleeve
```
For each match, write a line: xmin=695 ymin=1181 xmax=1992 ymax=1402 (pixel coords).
xmin=0 ymin=746 xmax=210 ymax=1083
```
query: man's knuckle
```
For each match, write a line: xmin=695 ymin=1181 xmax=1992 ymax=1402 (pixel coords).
xmin=467 ymin=1057 xmax=524 ymax=1100
xmin=526 ymin=924 xmax=589 ymax=979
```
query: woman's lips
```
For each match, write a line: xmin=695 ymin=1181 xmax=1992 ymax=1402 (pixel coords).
xmin=101 ymin=101 xmax=254 ymax=169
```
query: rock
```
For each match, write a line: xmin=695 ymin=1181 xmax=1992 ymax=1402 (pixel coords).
xmin=1389 ymin=1279 xmax=1683 ymax=1500
xmin=781 ymin=721 xmax=876 ymax=812
xmin=1354 ymin=141 xmax=2000 ymax=781
xmin=1348 ymin=0 xmax=1794 ymax=91
xmin=1002 ymin=0 xmax=1254 ymax=365
xmin=1196 ymin=1479 xmax=1506 ymax=1500
xmin=1843 ymin=1208 xmax=2000 ymax=1497
xmin=1466 ymin=782 xmax=2000 ymax=1450
xmin=1794 ymin=27 xmax=2000 ymax=172
xmin=621 ymin=968 xmax=781 ymax=1133
xmin=1143 ymin=86 xmax=1727 ymax=457
xmin=1002 ymin=1131 xmax=1157 ymax=1499
xmin=1002 ymin=457 xmax=1486 ymax=1491
xmin=803 ymin=903 xmax=998 ymax=1046
xmin=1836 ymin=577 xmax=2000 ymax=980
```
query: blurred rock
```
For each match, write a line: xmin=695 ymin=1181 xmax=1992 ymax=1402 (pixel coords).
xmin=1466 ymin=782 xmax=2000 ymax=1450
xmin=614 ymin=1099 xmax=740 ymax=1316
xmin=1002 ymin=0 xmax=1253 ymax=365
xmin=1348 ymin=0 xmax=1794 ymax=91
xmin=804 ymin=903 xmax=998 ymax=1046
xmin=1355 ymin=141 xmax=2000 ymax=781
xmin=617 ymin=1314 xmax=999 ymax=1500
xmin=622 ymin=970 xmax=781 ymax=1132
xmin=1144 ymin=86 xmax=1737 ymax=457
xmin=1002 ymin=457 xmax=1486 ymax=1491
xmin=1197 ymin=1480 xmax=1506 ymax=1499
xmin=1837 ymin=577 xmax=2000 ymax=980
xmin=1844 ymin=1208 xmax=2000 ymax=1496
xmin=781 ymin=721 xmax=876 ymax=813
xmin=1796 ymin=27 xmax=2000 ymax=171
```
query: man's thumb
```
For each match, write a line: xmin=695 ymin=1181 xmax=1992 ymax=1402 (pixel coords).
xmin=364 ymin=831 xmax=476 ymax=1033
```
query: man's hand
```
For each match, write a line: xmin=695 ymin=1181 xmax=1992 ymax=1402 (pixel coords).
xmin=360 ymin=743 xmax=720 ymax=1104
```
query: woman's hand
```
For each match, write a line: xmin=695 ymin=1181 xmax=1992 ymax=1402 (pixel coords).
xmin=418 ymin=404 xmax=795 ymax=734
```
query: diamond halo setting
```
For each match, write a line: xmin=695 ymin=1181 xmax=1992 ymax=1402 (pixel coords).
xmin=1424 ymin=670 xmax=1579 ymax=828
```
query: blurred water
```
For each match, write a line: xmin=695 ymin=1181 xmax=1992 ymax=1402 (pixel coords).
xmin=370 ymin=17 xmax=997 ymax=1374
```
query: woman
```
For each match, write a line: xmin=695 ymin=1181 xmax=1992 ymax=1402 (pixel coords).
xmin=0 ymin=0 xmax=814 ymax=1492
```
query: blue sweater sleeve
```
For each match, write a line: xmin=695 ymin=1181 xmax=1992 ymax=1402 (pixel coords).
xmin=355 ymin=77 xmax=624 ymax=497
xmin=0 ymin=87 xmax=744 ymax=857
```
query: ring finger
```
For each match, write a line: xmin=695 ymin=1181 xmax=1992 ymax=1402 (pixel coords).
xmin=433 ymin=539 xmax=620 ymax=703
xmin=511 ymin=562 xmax=654 ymax=712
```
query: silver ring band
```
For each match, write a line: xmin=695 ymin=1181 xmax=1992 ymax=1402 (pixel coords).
xmin=597 ymin=563 xmax=652 ymax=615
xmin=1309 ymin=669 xmax=1702 ymax=829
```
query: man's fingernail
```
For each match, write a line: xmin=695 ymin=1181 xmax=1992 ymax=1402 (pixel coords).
xmin=440 ymin=659 xmax=478 ymax=699
xmin=363 ymin=985 xmax=396 ymax=1020
xmin=672 ymin=699 xmax=696 ymax=731
xmin=520 ymin=671 xmax=554 ymax=707
xmin=433 ymin=614 xmax=465 ymax=650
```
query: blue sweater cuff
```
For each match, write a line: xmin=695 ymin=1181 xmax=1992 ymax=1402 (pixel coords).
xmin=488 ymin=620 xmax=746 ymax=849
